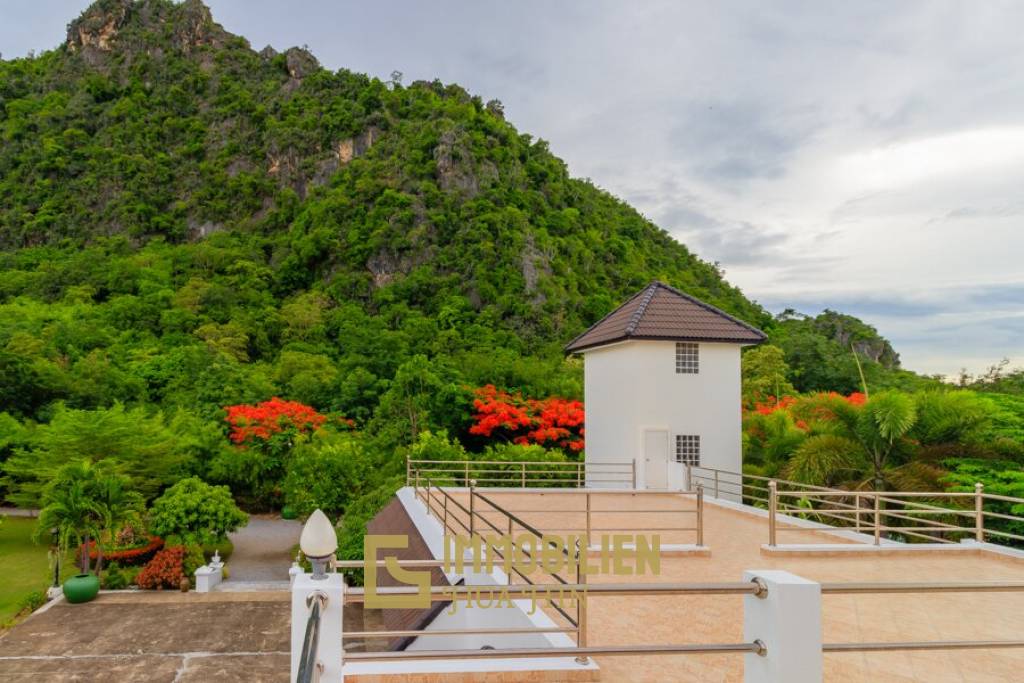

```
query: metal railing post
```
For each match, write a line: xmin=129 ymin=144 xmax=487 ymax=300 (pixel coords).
xmin=469 ymin=480 xmax=476 ymax=538
xmin=714 ymin=470 xmax=720 ymax=499
xmin=873 ymin=494 xmax=881 ymax=546
xmin=464 ymin=460 xmax=470 ymax=487
xmin=406 ymin=455 xmax=411 ymax=486
xmin=685 ymin=463 xmax=692 ymax=492
xmin=855 ymin=493 xmax=861 ymax=532
xmin=507 ymin=516 xmax=513 ymax=585
xmin=585 ymin=491 xmax=592 ymax=544
xmin=521 ymin=462 xmax=526 ymax=489
xmin=575 ymin=536 xmax=588 ymax=664
xmin=975 ymin=482 xmax=985 ymax=543
xmin=577 ymin=461 xmax=582 ymax=488
xmin=425 ymin=479 xmax=432 ymax=517
xmin=768 ymin=481 xmax=777 ymax=547
xmin=696 ymin=484 xmax=704 ymax=546
xmin=631 ymin=459 xmax=637 ymax=489
xmin=443 ymin=492 xmax=448 ymax=533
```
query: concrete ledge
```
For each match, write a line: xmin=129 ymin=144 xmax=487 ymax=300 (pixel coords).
xmin=760 ymin=543 xmax=980 ymax=557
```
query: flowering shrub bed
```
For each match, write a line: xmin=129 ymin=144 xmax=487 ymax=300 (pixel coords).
xmin=135 ymin=546 xmax=187 ymax=589
xmin=80 ymin=537 xmax=164 ymax=567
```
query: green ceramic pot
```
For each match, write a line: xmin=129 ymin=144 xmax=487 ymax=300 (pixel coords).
xmin=63 ymin=573 xmax=100 ymax=604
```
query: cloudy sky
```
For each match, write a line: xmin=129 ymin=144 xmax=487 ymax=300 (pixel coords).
xmin=4 ymin=1 xmax=1024 ymax=377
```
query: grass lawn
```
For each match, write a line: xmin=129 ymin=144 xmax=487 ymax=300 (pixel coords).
xmin=0 ymin=516 xmax=54 ymax=626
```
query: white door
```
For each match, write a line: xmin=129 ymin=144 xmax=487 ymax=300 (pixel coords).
xmin=643 ymin=429 xmax=670 ymax=489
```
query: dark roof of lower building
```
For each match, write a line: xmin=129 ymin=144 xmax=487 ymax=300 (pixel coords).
xmin=366 ymin=497 xmax=452 ymax=651
xmin=564 ymin=281 xmax=767 ymax=353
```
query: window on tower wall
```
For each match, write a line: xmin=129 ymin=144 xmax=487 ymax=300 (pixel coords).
xmin=675 ymin=434 xmax=701 ymax=465
xmin=675 ymin=342 xmax=699 ymax=373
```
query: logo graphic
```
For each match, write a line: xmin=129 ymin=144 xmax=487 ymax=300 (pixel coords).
xmin=364 ymin=535 xmax=433 ymax=608
xmin=363 ymin=532 xmax=661 ymax=611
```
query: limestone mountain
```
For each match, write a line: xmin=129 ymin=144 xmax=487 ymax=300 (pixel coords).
xmin=0 ymin=0 xmax=920 ymax=425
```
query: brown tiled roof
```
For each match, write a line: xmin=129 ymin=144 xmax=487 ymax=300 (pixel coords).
xmin=564 ymin=281 xmax=766 ymax=353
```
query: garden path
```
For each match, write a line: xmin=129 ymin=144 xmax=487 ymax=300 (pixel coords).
xmin=223 ymin=515 xmax=301 ymax=583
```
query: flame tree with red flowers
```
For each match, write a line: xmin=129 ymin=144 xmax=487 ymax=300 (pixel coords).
xmin=221 ymin=398 xmax=330 ymax=507
xmin=468 ymin=385 xmax=585 ymax=452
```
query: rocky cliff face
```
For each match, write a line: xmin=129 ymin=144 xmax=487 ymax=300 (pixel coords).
xmin=66 ymin=0 xmax=228 ymax=63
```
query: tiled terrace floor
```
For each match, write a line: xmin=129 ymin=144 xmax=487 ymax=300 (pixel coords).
xmin=437 ymin=490 xmax=1024 ymax=682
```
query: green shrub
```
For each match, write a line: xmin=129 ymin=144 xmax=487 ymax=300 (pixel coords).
xmin=282 ymin=432 xmax=374 ymax=517
xmin=335 ymin=476 xmax=404 ymax=586
xmin=17 ymin=590 xmax=46 ymax=615
xmin=182 ymin=544 xmax=206 ymax=581
xmin=202 ymin=537 xmax=233 ymax=563
xmin=148 ymin=477 xmax=248 ymax=546
xmin=102 ymin=562 xmax=141 ymax=589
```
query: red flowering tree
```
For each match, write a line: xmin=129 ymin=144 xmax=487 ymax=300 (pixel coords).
xmin=222 ymin=398 xmax=331 ymax=507
xmin=468 ymin=385 xmax=585 ymax=452
xmin=225 ymin=397 xmax=327 ymax=445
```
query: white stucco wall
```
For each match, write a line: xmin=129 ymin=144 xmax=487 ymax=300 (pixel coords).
xmin=582 ymin=340 xmax=743 ymax=490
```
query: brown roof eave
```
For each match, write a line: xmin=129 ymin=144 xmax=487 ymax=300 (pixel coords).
xmin=566 ymin=332 xmax=767 ymax=355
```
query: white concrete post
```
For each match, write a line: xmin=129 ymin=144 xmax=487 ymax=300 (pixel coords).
xmin=291 ymin=572 xmax=344 ymax=682
xmin=743 ymin=570 xmax=822 ymax=683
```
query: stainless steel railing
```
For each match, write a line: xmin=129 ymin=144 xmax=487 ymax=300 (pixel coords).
xmin=296 ymin=592 xmax=325 ymax=683
xmin=689 ymin=464 xmax=1024 ymax=547
xmin=408 ymin=457 xmax=637 ymax=489
xmin=331 ymin=552 xmax=767 ymax=662
xmin=332 ymin=557 xmax=1024 ymax=663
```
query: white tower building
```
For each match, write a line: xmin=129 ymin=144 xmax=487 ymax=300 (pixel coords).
xmin=565 ymin=282 xmax=766 ymax=491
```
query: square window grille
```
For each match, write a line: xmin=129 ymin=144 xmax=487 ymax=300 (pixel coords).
xmin=675 ymin=434 xmax=701 ymax=465
xmin=675 ymin=342 xmax=699 ymax=374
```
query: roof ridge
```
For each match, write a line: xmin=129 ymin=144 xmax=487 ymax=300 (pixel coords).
xmin=624 ymin=282 xmax=659 ymax=336
xmin=652 ymin=280 xmax=767 ymax=338
xmin=562 ymin=285 xmax=649 ymax=350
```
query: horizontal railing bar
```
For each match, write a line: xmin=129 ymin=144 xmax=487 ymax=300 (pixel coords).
xmin=344 ymin=581 xmax=764 ymax=602
xmin=471 ymin=509 xmax=697 ymax=515
xmin=824 ymin=640 xmax=1024 ymax=653
xmin=777 ymin=490 xmax=976 ymax=499
xmin=820 ymin=581 xmax=1024 ymax=594
xmin=874 ymin=512 xmax=963 ymax=530
xmin=472 ymin=491 xmax=555 ymax=541
xmin=979 ymin=528 xmax=1024 ymax=542
xmin=335 ymin=559 xmax=449 ymax=569
xmin=983 ymin=492 xmax=1024 ymax=504
xmin=345 ymin=642 xmax=764 ymax=661
xmin=345 ymin=626 xmax=579 ymax=639
xmin=410 ymin=459 xmax=631 ymax=466
xmin=977 ymin=509 xmax=1021 ymax=522
xmin=529 ymin=527 xmax=699 ymax=533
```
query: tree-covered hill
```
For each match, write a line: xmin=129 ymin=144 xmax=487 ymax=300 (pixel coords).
xmin=0 ymin=0 xmax=930 ymax=445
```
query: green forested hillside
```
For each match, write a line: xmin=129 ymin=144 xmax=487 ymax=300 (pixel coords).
xmin=1 ymin=0 xmax=769 ymax=420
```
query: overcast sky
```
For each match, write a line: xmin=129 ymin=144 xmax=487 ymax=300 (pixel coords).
xmin=3 ymin=1 xmax=1023 ymax=377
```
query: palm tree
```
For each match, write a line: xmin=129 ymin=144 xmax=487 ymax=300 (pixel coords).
xmin=36 ymin=459 xmax=143 ymax=575
xmin=783 ymin=391 xmax=988 ymax=492
xmin=36 ymin=462 xmax=105 ymax=574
